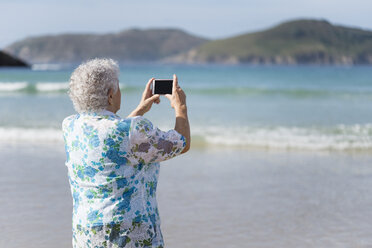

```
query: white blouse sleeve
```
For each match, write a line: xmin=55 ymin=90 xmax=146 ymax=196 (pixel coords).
xmin=129 ymin=116 xmax=186 ymax=164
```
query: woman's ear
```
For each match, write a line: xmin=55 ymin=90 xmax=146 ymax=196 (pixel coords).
xmin=108 ymin=88 xmax=114 ymax=105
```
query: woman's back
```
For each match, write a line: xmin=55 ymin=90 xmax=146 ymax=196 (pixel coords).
xmin=62 ymin=110 xmax=186 ymax=247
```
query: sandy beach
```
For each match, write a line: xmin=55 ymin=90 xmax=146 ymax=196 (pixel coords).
xmin=1 ymin=143 xmax=371 ymax=248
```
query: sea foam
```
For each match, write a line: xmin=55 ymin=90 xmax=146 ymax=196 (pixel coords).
xmin=31 ymin=64 xmax=65 ymax=71
xmin=1 ymin=124 xmax=371 ymax=151
xmin=0 ymin=127 xmax=63 ymax=143
xmin=0 ymin=82 xmax=28 ymax=91
xmin=0 ymin=82 xmax=134 ymax=94
xmin=192 ymin=124 xmax=372 ymax=151
xmin=35 ymin=82 xmax=69 ymax=92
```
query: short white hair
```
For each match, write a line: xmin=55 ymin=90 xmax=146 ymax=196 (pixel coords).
xmin=68 ymin=58 xmax=119 ymax=113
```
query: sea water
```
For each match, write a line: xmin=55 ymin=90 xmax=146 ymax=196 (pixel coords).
xmin=0 ymin=64 xmax=371 ymax=151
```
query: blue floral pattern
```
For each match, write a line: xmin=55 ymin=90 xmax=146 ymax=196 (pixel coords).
xmin=62 ymin=110 xmax=186 ymax=247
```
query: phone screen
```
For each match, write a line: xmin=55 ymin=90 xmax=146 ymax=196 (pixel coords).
xmin=153 ymin=79 xmax=173 ymax=94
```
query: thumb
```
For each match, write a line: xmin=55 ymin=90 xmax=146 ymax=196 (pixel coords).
xmin=164 ymin=94 xmax=174 ymax=108
xmin=164 ymin=94 xmax=172 ymax=101
xmin=146 ymin=94 xmax=160 ymax=103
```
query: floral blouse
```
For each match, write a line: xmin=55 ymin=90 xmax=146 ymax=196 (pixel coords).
xmin=62 ymin=110 xmax=186 ymax=248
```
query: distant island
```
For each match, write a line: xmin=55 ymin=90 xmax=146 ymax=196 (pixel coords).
xmin=4 ymin=19 xmax=372 ymax=65
xmin=166 ymin=19 xmax=372 ymax=65
xmin=0 ymin=51 xmax=29 ymax=67
xmin=4 ymin=29 xmax=208 ymax=64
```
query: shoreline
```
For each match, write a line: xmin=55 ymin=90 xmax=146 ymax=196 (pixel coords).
xmin=1 ymin=140 xmax=372 ymax=155
xmin=1 ymin=143 xmax=372 ymax=247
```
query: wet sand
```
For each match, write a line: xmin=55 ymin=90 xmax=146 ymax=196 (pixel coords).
xmin=1 ymin=143 xmax=372 ymax=248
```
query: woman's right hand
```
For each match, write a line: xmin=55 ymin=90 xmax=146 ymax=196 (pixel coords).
xmin=166 ymin=74 xmax=190 ymax=153
xmin=165 ymin=74 xmax=187 ymax=112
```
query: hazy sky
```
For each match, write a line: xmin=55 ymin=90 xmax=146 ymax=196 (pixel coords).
xmin=1 ymin=0 xmax=371 ymax=48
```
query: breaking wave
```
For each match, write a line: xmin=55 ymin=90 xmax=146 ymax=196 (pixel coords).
xmin=192 ymin=124 xmax=372 ymax=151
xmin=0 ymin=82 xmax=135 ymax=94
xmin=1 ymin=124 xmax=371 ymax=151
xmin=0 ymin=81 xmax=371 ymax=99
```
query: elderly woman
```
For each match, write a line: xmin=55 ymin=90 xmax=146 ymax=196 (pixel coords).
xmin=62 ymin=58 xmax=190 ymax=248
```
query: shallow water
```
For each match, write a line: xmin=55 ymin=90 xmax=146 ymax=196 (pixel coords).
xmin=1 ymin=144 xmax=371 ymax=248
xmin=0 ymin=65 xmax=372 ymax=151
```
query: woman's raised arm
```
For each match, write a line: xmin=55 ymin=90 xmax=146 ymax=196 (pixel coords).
xmin=165 ymin=74 xmax=190 ymax=153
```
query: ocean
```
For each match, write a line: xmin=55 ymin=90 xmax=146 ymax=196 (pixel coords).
xmin=1 ymin=64 xmax=372 ymax=151
xmin=0 ymin=64 xmax=372 ymax=248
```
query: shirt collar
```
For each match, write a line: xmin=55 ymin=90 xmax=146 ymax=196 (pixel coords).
xmin=99 ymin=109 xmax=116 ymax=116
xmin=80 ymin=109 xmax=119 ymax=118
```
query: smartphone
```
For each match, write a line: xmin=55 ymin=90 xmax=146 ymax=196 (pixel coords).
xmin=152 ymin=79 xmax=173 ymax=95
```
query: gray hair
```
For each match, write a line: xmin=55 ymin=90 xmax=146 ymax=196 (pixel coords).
xmin=68 ymin=58 xmax=119 ymax=113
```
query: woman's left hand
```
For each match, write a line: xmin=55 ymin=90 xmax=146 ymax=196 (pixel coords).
xmin=128 ymin=78 xmax=160 ymax=117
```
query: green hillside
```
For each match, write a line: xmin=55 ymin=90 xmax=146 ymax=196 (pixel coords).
xmin=5 ymin=19 xmax=372 ymax=65
xmin=4 ymin=29 xmax=208 ymax=64
xmin=169 ymin=19 xmax=372 ymax=64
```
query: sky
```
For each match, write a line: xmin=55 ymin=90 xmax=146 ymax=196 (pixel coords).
xmin=1 ymin=0 xmax=372 ymax=48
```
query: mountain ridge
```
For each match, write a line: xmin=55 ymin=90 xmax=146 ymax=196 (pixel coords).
xmin=4 ymin=28 xmax=209 ymax=64
xmin=165 ymin=19 xmax=372 ymax=65
xmin=5 ymin=19 xmax=372 ymax=65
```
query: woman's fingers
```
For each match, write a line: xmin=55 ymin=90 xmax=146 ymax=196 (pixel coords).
xmin=173 ymin=74 xmax=179 ymax=94
xmin=146 ymin=78 xmax=154 ymax=91
xmin=165 ymin=94 xmax=175 ymax=108
xmin=146 ymin=94 xmax=159 ymax=103
xmin=141 ymin=75 xmax=181 ymax=110
xmin=165 ymin=94 xmax=172 ymax=100
xmin=143 ymin=78 xmax=154 ymax=99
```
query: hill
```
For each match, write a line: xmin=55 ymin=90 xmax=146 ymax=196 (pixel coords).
xmin=166 ymin=19 xmax=372 ymax=65
xmin=0 ymin=51 xmax=29 ymax=67
xmin=4 ymin=29 xmax=208 ymax=64
xmin=5 ymin=20 xmax=372 ymax=65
